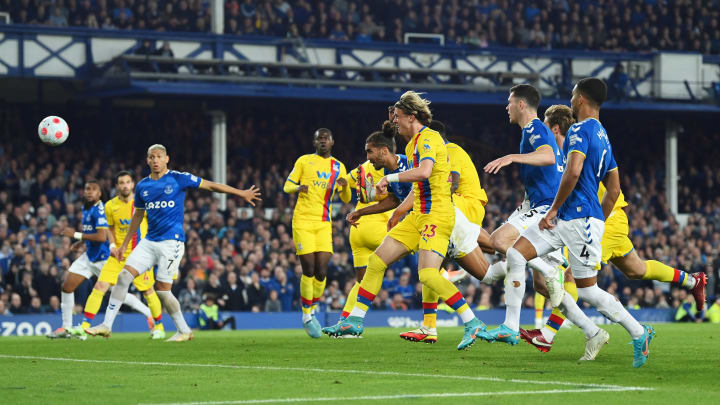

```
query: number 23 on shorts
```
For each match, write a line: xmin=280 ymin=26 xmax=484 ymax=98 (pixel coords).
xmin=422 ymin=224 xmax=437 ymax=238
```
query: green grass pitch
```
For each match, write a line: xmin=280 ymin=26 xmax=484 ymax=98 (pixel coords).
xmin=1 ymin=323 xmax=718 ymax=404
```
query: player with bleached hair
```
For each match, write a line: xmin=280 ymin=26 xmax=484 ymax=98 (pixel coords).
xmin=85 ymin=144 xmax=261 ymax=341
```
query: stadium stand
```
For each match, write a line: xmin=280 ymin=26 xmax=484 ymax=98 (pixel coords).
xmin=2 ymin=0 xmax=720 ymax=54
xmin=0 ymin=101 xmax=718 ymax=318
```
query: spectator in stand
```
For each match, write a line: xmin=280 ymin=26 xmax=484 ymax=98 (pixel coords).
xmin=179 ymin=277 xmax=203 ymax=313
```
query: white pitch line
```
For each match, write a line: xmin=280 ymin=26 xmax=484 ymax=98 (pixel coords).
xmin=0 ymin=354 xmax=651 ymax=392
xmin=139 ymin=387 xmax=653 ymax=405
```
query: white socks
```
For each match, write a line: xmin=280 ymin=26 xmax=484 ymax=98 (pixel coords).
xmin=302 ymin=313 xmax=312 ymax=323
xmin=503 ymin=248 xmax=526 ymax=331
xmin=61 ymin=291 xmax=74 ymax=329
xmin=122 ymin=291 xmax=152 ymax=318
xmin=157 ymin=290 xmax=192 ymax=334
xmin=527 ymin=257 xmax=556 ymax=279
xmin=102 ymin=270 xmax=134 ymax=329
xmin=558 ymin=292 xmax=599 ymax=339
xmin=578 ymin=285 xmax=644 ymax=339
xmin=482 ymin=260 xmax=507 ymax=284
xmin=349 ymin=307 xmax=367 ymax=318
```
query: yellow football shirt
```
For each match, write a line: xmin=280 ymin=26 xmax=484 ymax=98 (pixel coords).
xmin=285 ymin=154 xmax=349 ymax=223
xmin=446 ymin=142 xmax=488 ymax=205
xmin=347 ymin=160 xmax=392 ymax=224
xmin=104 ymin=196 xmax=148 ymax=257
xmin=597 ymin=181 xmax=628 ymax=212
xmin=406 ymin=126 xmax=453 ymax=215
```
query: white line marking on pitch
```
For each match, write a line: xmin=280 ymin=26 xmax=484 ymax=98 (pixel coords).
xmin=139 ymin=387 xmax=653 ymax=405
xmin=0 ymin=354 xmax=652 ymax=392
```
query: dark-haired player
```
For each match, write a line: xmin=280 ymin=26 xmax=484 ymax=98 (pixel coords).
xmin=482 ymin=84 xmax=567 ymax=345
xmin=283 ymin=129 xmax=351 ymax=338
xmin=339 ymin=122 xmax=411 ymax=325
xmin=509 ymin=78 xmax=654 ymax=368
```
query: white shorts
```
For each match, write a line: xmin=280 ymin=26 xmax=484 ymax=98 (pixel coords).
xmin=505 ymin=203 xmax=549 ymax=234
xmin=125 ymin=239 xmax=185 ymax=283
xmin=522 ymin=217 xmax=605 ymax=279
xmin=68 ymin=253 xmax=106 ymax=279
xmin=448 ymin=206 xmax=481 ymax=259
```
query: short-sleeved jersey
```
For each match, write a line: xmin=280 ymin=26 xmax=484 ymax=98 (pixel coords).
xmin=82 ymin=200 xmax=110 ymax=262
xmin=105 ymin=196 xmax=149 ymax=257
xmin=134 ymin=170 xmax=203 ymax=242
xmin=519 ymin=118 xmax=563 ymax=208
xmin=286 ymin=154 xmax=348 ymax=223
xmin=446 ymin=142 xmax=488 ymax=204
xmin=406 ymin=127 xmax=453 ymax=215
xmin=559 ymin=118 xmax=617 ymax=221
xmin=597 ymin=181 xmax=628 ymax=212
xmin=348 ymin=160 xmax=392 ymax=224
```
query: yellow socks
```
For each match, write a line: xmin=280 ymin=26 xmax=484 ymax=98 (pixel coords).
xmin=350 ymin=253 xmax=387 ymax=317
xmin=342 ymin=282 xmax=360 ymax=319
xmin=643 ymin=260 xmax=696 ymax=288
xmin=421 ymin=284 xmax=439 ymax=329
xmin=312 ymin=277 xmax=327 ymax=312
xmin=300 ymin=275 xmax=314 ymax=321
xmin=81 ymin=288 xmax=105 ymax=329
xmin=534 ymin=293 xmax=545 ymax=326
xmin=418 ymin=267 xmax=475 ymax=324
xmin=541 ymin=279 xmax=579 ymax=340
xmin=145 ymin=290 xmax=163 ymax=324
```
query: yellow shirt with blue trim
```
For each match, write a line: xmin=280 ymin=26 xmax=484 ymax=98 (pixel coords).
xmin=105 ymin=196 xmax=148 ymax=258
xmin=597 ymin=181 xmax=628 ymax=213
xmin=446 ymin=142 xmax=488 ymax=205
xmin=406 ymin=126 xmax=453 ymax=215
xmin=285 ymin=154 xmax=350 ymax=223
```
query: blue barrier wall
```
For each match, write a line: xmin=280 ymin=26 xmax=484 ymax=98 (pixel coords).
xmin=0 ymin=309 xmax=675 ymax=336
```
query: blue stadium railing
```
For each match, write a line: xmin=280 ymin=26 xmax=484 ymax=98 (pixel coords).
xmin=1 ymin=24 xmax=719 ymax=111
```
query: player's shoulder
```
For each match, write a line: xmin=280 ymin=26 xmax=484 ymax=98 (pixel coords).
xmin=569 ymin=118 xmax=600 ymax=134
xmin=397 ymin=154 xmax=409 ymax=169
xmin=104 ymin=196 xmax=119 ymax=209
xmin=136 ymin=176 xmax=152 ymax=187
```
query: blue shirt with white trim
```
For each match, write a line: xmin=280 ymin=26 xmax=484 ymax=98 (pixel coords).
xmin=519 ymin=118 xmax=563 ymax=208
xmin=82 ymin=201 xmax=110 ymax=262
xmin=134 ymin=170 xmax=203 ymax=242
xmin=559 ymin=118 xmax=617 ymax=221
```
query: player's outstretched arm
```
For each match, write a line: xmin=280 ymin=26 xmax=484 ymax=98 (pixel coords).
xmin=484 ymin=146 xmax=554 ymax=174
xmin=376 ymin=159 xmax=433 ymax=193
xmin=200 ymin=181 xmax=262 ymax=206
xmin=346 ymin=194 xmax=400 ymax=226
xmin=116 ymin=208 xmax=145 ymax=261
xmin=601 ymin=168 xmax=621 ymax=220
xmin=540 ymin=150 xmax=584 ymax=230
xmin=61 ymin=226 xmax=107 ymax=243
xmin=336 ymin=177 xmax=351 ymax=203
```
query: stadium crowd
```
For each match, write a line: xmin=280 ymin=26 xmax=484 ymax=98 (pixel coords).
xmin=0 ymin=103 xmax=718 ymax=322
xmin=2 ymin=0 xmax=720 ymax=54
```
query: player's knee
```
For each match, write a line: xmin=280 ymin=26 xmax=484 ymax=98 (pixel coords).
xmin=489 ymin=233 xmax=504 ymax=253
xmin=117 ymin=269 xmax=134 ymax=286
xmin=367 ymin=253 xmax=387 ymax=273
xmin=506 ymin=247 xmax=525 ymax=269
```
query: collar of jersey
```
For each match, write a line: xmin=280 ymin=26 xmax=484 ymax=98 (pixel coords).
xmin=523 ymin=118 xmax=540 ymax=129
xmin=149 ymin=169 xmax=170 ymax=181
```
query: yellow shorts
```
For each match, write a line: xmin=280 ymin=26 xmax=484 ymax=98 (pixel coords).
xmin=98 ymin=255 xmax=156 ymax=291
xmin=292 ymin=220 xmax=333 ymax=255
xmin=452 ymin=194 xmax=486 ymax=226
xmin=349 ymin=220 xmax=386 ymax=268
xmin=599 ymin=208 xmax=634 ymax=266
xmin=387 ymin=210 xmax=454 ymax=257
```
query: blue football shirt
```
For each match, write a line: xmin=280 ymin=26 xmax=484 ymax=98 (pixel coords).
xmin=519 ymin=118 xmax=563 ymax=208
xmin=134 ymin=170 xmax=203 ymax=242
xmin=559 ymin=118 xmax=617 ymax=221
xmin=386 ymin=154 xmax=413 ymax=201
xmin=82 ymin=201 xmax=110 ymax=262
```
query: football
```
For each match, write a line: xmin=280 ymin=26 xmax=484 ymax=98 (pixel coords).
xmin=38 ymin=115 xmax=69 ymax=146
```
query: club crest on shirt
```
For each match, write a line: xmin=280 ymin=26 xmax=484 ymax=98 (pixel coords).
xmin=164 ymin=185 xmax=173 ymax=195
